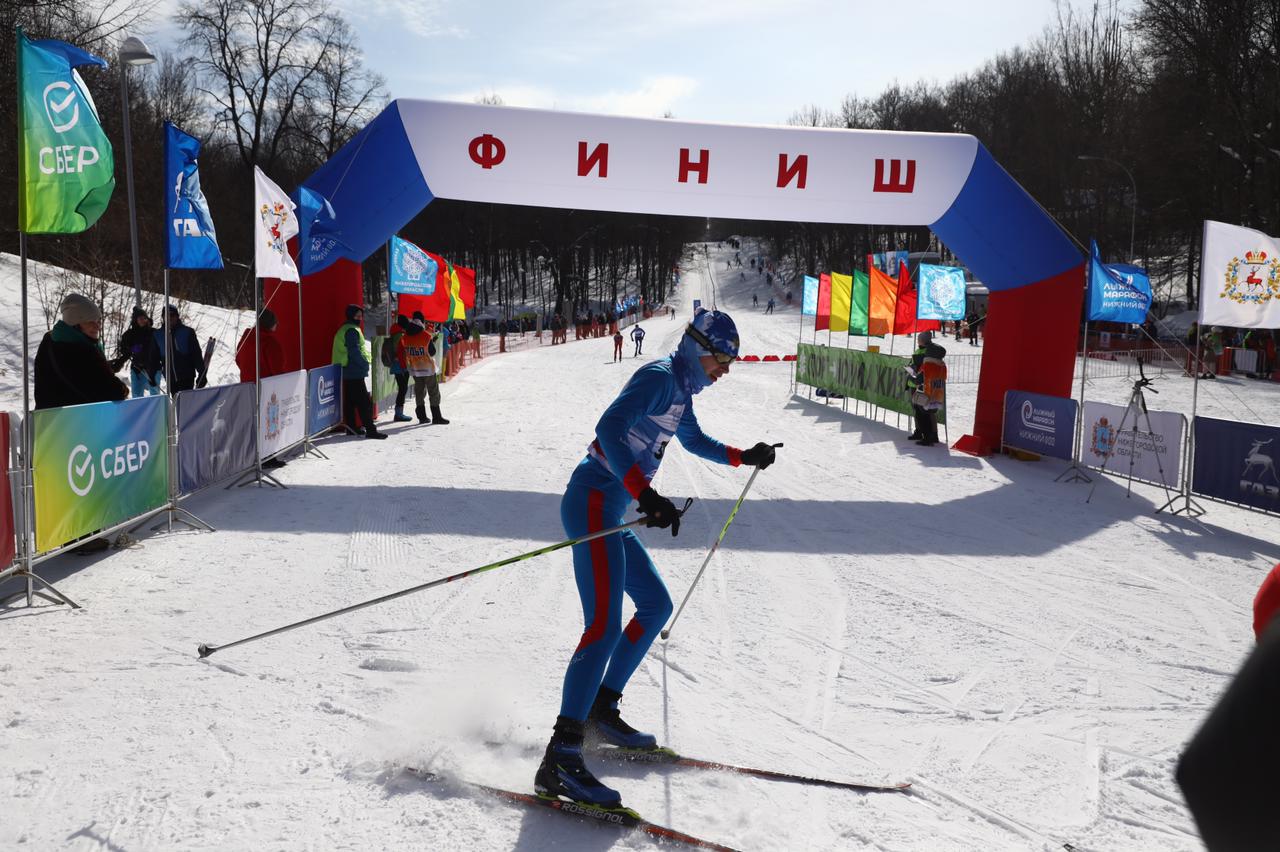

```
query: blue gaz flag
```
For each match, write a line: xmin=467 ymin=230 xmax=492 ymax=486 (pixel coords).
xmin=917 ymin=264 xmax=966 ymax=320
xmin=1087 ymin=240 xmax=1151 ymax=323
xmin=296 ymin=186 xmax=353 ymax=276
xmin=163 ymin=123 xmax=222 ymax=269
xmin=802 ymin=275 xmax=818 ymax=315
xmin=388 ymin=235 xmax=438 ymax=295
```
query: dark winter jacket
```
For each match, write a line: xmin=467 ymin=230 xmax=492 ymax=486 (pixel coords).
xmin=116 ymin=323 xmax=162 ymax=377
xmin=34 ymin=321 xmax=129 ymax=410
xmin=157 ymin=322 xmax=206 ymax=391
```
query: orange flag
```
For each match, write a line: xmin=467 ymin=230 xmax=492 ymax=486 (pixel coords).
xmin=867 ymin=265 xmax=898 ymax=337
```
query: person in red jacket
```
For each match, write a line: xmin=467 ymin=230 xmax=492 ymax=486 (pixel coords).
xmin=236 ymin=308 xmax=285 ymax=383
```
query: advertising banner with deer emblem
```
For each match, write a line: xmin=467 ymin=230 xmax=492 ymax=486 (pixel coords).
xmin=1192 ymin=416 xmax=1280 ymax=515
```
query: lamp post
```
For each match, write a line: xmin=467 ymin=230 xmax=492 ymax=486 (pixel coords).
xmin=119 ymin=35 xmax=156 ymax=308
xmin=1077 ymin=154 xmax=1137 ymax=261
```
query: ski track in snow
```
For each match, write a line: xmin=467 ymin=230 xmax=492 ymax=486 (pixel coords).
xmin=2 ymin=242 xmax=1278 ymax=850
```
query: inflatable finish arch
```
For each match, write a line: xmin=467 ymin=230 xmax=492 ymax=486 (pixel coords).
xmin=299 ymin=99 xmax=1084 ymax=454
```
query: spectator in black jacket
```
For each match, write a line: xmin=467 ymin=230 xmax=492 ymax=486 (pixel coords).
xmin=158 ymin=304 xmax=207 ymax=393
xmin=113 ymin=307 xmax=162 ymax=397
xmin=34 ymin=293 xmax=129 ymax=410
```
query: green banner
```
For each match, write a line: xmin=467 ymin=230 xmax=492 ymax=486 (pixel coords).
xmin=33 ymin=396 xmax=168 ymax=552
xmin=16 ymin=28 xmax=116 ymax=234
xmin=370 ymin=335 xmax=394 ymax=407
xmin=796 ymin=343 xmax=946 ymax=423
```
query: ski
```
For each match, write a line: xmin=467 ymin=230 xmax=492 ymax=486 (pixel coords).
xmin=591 ymin=745 xmax=911 ymax=793
xmin=405 ymin=768 xmax=740 ymax=851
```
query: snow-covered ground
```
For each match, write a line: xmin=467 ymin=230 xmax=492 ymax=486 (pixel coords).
xmin=2 ymin=241 xmax=1278 ymax=851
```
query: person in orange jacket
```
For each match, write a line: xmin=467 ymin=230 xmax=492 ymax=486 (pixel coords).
xmin=396 ymin=313 xmax=449 ymax=425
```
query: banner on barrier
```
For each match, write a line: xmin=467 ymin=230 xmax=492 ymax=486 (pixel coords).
xmin=370 ymin=336 xmax=395 ymax=407
xmin=1192 ymin=416 xmax=1280 ymax=514
xmin=1081 ymin=400 xmax=1183 ymax=486
xmin=308 ymin=365 xmax=342 ymax=435
xmin=259 ymin=371 xmax=307 ymax=458
xmin=796 ymin=343 xmax=946 ymax=423
xmin=0 ymin=413 xmax=14 ymax=570
xmin=177 ymin=383 xmax=256 ymax=494
xmin=1002 ymin=390 xmax=1076 ymax=460
xmin=33 ymin=397 xmax=168 ymax=552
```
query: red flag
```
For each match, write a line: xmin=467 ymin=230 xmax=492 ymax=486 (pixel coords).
xmin=455 ymin=265 xmax=476 ymax=310
xmin=815 ymin=273 xmax=832 ymax=331
xmin=893 ymin=261 xmax=940 ymax=335
xmin=399 ymin=251 xmax=453 ymax=322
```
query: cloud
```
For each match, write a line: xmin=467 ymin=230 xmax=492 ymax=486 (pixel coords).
xmin=335 ymin=0 xmax=466 ymax=38
xmin=442 ymin=75 xmax=697 ymax=118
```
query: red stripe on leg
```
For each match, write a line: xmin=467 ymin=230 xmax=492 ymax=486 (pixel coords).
xmin=623 ymin=617 xmax=645 ymax=643
xmin=575 ymin=489 xmax=612 ymax=653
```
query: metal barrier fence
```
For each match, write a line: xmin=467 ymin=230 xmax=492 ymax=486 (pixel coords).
xmin=943 ymin=345 xmax=1188 ymax=385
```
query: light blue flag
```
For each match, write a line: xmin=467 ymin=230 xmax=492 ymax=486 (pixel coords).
xmin=801 ymin=275 xmax=818 ymax=315
xmin=163 ymin=123 xmax=222 ymax=269
xmin=1087 ymin=240 xmax=1151 ymax=323
xmin=917 ymin=264 xmax=966 ymax=320
xmin=388 ymin=235 xmax=438 ymax=295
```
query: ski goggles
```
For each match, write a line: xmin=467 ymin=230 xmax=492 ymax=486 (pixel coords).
xmin=685 ymin=324 xmax=737 ymax=365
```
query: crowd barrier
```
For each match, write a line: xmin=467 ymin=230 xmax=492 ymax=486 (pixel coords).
xmin=998 ymin=388 xmax=1278 ymax=518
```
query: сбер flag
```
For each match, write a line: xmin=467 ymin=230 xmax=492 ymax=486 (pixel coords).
xmin=850 ymin=270 xmax=869 ymax=335
xmin=388 ymin=235 xmax=439 ymax=295
xmin=815 ymin=273 xmax=832 ymax=331
xmin=829 ymin=272 xmax=853 ymax=333
xmin=163 ymin=123 xmax=222 ymax=269
xmin=801 ymin=275 xmax=818 ymax=316
xmin=1199 ymin=220 xmax=1280 ymax=328
xmin=917 ymin=264 xmax=967 ymax=320
xmin=1087 ymin=240 xmax=1151 ymax=324
xmin=867 ymin=265 xmax=898 ymax=337
xmin=253 ymin=166 xmax=299 ymax=282
xmin=17 ymin=28 xmax=115 ymax=234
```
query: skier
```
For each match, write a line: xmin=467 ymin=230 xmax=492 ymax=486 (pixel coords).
xmin=612 ymin=329 xmax=623 ymax=362
xmin=534 ymin=308 xmax=777 ymax=810
xmin=752 ymin=293 xmax=758 ymax=308
xmin=765 ymin=298 xmax=775 ymax=315
xmin=630 ymin=323 xmax=645 ymax=357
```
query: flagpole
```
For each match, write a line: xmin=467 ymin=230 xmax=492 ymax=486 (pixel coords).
xmin=793 ymin=277 xmax=805 ymax=395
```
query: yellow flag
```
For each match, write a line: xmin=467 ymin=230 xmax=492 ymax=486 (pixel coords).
xmin=829 ymin=273 xmax=853 ymax=332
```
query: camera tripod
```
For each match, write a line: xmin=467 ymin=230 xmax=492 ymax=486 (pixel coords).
xmin=1086 ymin=359 xmax=1177 ymax=505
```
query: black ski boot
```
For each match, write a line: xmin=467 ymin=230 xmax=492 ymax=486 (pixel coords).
xmin=416 ymin=404 xmax=430 ymax=425
xmin=430 ymin=405 xmax=450 ymax=425
xmin=534 ymin=716 xmax=621 ymax=807
xmin=587 ymin=687 xmax=657 ymax=749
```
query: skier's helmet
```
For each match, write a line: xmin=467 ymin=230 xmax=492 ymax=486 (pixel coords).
xmin=686 ymin=309 xmax=739 ymax=363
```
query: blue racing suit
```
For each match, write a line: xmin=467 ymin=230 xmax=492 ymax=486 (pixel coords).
xmin=558 ymin=346 xmax=743 ymax=721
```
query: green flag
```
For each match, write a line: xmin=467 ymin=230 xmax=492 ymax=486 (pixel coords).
xmin=850 ymin=269 xmax=870 ymax=335
xmin=16 ymin=27 xmax=115 ymax=234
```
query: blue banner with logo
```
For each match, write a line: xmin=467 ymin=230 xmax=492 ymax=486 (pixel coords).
xmin=1087 ymin=240 xmax=1151 ymax=323
xmin=917 ymin=264 xmax=967 ymax=320
xmin=177 ymin=383 xmax=256 ymax=494
xmin=163 ymin=123 xmax=222 ymax=269
xmin=1191 ymin=416 xmax=1280 ymax=515
xmin=801 ymin=275 xmax=818 ymax=316
xmin=388 ymin=235 xmax=439 ymax=295
xmin=1002 ymin=390 xmax=1077 ymax=460
xmin=308 ymin=365 xmax=342 ymax=435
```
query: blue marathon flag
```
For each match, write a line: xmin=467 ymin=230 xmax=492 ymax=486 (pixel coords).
xmin=163 ymin=123 xmax=222 ymax=269
xmin=387 ymin=234 xmax=439 ymax=295
xmin=1087 ymin=239 xmax=1151 ymax=323
xmin=296 ymin=186 xmax=353 ymax=277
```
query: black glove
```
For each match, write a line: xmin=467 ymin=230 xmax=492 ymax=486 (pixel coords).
xmin=195 ymin=374 xmax=208 ymax=389
xmin=637 ymin=487 xmax=681 ymax=536
xmin=740 ymin=442 xmax=777 ymax=470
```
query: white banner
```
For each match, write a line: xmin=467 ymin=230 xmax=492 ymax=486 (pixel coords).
xmin=1081 ymin=400 xmax=1184 ymax=487
xmin=254 ymin=166 xmax=300 ymax=282
xmin=397 ymin=100 xmax=979 ymax=226
xmin=259 ymin=370 xmax=307 ymax=458
xmin=1199 ymin=220 xmax=1280 ymax=329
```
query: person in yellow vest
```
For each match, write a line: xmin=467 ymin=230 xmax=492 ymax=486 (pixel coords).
xmin=396 ymin=312 xmax=449 ymax=425
xmin=331 ymin=304 xmax=387 ymax=439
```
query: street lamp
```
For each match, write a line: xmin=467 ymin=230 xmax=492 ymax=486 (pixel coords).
xmin=119 ymin=35 xmax=156 ymax=308
xmin=1077 ymin=154 xmax=1137 ymax=262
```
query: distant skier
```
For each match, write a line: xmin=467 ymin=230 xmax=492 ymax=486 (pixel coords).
xmin=752 ymin=293 xmax=758 ymax=308
xmin=630 ymin=324 xmax=645 ymax=357
xmin=765 ymin=297 xmax=775 ymax=315
xmin=534 ymin=308 xmax=777 ymax=810
xmin=612 ymin=329 xmax=623 ymax=362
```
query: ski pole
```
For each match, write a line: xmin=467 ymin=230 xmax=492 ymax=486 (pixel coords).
xmin=661 ymin=444 xmax=781 ymax=642
xmin=198 ymin=514 xmax=659 ymax=659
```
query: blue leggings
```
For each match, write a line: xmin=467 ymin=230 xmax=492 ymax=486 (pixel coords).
xmin=558 ymin=482 xmax=673 ymax=721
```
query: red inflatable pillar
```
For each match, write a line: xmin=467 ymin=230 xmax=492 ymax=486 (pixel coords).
xmin=262 ymin=258 xmax=365 ymax=372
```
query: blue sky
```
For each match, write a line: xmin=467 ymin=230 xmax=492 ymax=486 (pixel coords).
xmin=337 ymin=0 xmax=1065 ymax=124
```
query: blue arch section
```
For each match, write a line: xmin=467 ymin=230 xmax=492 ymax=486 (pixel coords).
xmin=931 ymin=143 xmax=1081 ymax=291
xmin=299 ymin=101 xmax=433 ymax=266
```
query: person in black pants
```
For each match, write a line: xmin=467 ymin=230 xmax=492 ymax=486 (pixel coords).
xmin=332 ymin=304 xmax=387 ymax=439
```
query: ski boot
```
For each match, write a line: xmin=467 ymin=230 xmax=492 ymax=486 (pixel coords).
xmin=534 ymin=716 xmax=622 ymax=807
xmin=587 ymin=687 xmax=657 ymax=749
xmin=393 ymin=404 xmax=412 ymax=423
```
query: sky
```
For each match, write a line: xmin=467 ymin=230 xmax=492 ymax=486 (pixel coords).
xmin=316 ymin=0 xmax=1064 ymax=125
